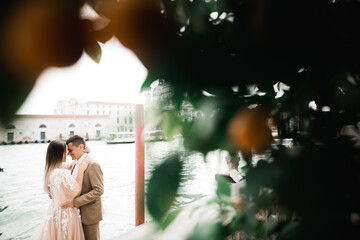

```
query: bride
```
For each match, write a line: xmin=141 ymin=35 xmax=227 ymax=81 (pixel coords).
xmin=37 ymin=140 xmax=89 ymax=240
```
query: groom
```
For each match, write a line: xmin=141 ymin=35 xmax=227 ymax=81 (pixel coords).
xmin=63 ymin=135 xmax=104 ymax=240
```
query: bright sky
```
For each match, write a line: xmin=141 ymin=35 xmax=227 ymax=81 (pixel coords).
xmin=17 ymin=37 xmax=148 ymax=115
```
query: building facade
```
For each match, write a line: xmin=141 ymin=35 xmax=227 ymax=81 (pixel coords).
xmin=55 ymin=98 xmax=137 ymax=132
xmin=0 ymin=114 xmax=113 ymax=143
xmin=0 ymin=99 xmax=139 ymax=144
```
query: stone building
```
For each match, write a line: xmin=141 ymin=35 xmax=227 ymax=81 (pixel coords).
xmin=0 ymin=99 xmax=139 ymax=144
xmin=0 ymin=114 xmax=112 ymax=144
xmin=55 ymin=98 xmax=137 ymax=132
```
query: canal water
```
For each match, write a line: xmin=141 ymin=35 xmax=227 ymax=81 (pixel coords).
xmin=0 ymin=137 xmax=228 ymax=239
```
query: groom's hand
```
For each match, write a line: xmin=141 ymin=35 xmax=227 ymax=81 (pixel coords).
xmin=62 ymin=200 xmax=74 ymax=208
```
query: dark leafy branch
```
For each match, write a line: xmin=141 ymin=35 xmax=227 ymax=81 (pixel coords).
xmin=1 ymin=0 xmax=360 ymax=239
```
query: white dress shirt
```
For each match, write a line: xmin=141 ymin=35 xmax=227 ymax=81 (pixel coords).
xmin=71 ymin=153 xmax=87 ymax=179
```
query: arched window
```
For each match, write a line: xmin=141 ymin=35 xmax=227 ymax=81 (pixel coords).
xmin=6 ymin=124 xmax=16 ymax=129
xmin=39 ymin=124 xmax=47 ymax=128
xmin=95 ymin=123 xmax=101 ymax=127
xmin=68 ymin=124 xmax=76 ymax=128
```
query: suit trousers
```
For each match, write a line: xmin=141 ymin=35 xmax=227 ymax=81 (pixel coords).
xmin=82 ymin=222 xmax=100 ymax=240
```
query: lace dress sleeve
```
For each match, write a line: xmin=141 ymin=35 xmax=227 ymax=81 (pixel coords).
xmin=50 ymin=169 xmax=80 ymax=206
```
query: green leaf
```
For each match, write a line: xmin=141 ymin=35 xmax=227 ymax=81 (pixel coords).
xmin=146 ymin=154 xmax=183 ymax=222
xmin=216 ymin=176 xmax=231 ymax=197
xmin=187 ymin=222 xmax=227 ymax=240
xmin=161 ymin=208 xmax=182 ymax=230
xmin=84 ymin=39 xmax=102 ymax=64
xmin=162 ymin=111 xmax=183 ymax=139
xmin=141 ymin=73 xmax=157 ymax=92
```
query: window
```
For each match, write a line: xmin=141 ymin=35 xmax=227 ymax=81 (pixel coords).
xmin=40 ymin=132 xmax=46 ymax=140
xmin=125 ymin=117 xmax=127 ymax=124
xmin=39 ymin=124 xmax=47 ymax=128
xmin=97 ymin=111 xmax=99 ymax=115
xmin=69 ymin=131 xmax=75 ymax=136
xmin=68 ymin=124 xmax=76 ymax=128
xmin=96 ymin=130 xmax=100 ymax=137
xmin=87 ymin=110 xmax=89 ymax=115
xmin=7 ymin=132 xmax=14 ymax=141
xmin=129 ymin=117 xmax=133 ymax=124
xmin=95 ymin=123 xmax=101 ymax=127
xmin=103 ymin=111 xmax=105 ymax=115
xmin=117 ymin=118 xmax=119 ymax=123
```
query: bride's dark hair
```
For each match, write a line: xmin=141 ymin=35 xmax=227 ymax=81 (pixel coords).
xmin=44 ymin=140 xmax=66 ymax=193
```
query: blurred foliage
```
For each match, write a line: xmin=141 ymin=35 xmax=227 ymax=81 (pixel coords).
xmin=146 ymin=154 xmax=183 ymax=223
xmin=187 ymin=222 xmax=228 ymax=240
xmin=1 ymin=0 xmax=360 ymax=239
xmin=161 ymin=207 xmax=182 ymax=230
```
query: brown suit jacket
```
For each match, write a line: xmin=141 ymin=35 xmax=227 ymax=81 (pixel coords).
xmin=74 ymin=156 xmax=104 ymax=225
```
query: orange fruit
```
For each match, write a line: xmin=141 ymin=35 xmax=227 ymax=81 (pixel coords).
xmin=227 ymin=108 xmax=273 ymax=154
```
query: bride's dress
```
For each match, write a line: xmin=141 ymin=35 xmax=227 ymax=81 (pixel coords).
xmin=37 ymin=168 xmax=85 ymax=240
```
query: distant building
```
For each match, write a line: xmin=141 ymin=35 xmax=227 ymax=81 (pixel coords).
xmin=0 ymin=114 xmax=112 ymax=143
xmin=0 ymin=99 xmax=139 ymax=144
xmin=55 ymin=98 xmax=137 ymax=133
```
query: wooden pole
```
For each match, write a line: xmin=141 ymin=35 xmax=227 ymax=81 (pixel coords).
xmin=135 ymin=104 xmax=145 ymax=226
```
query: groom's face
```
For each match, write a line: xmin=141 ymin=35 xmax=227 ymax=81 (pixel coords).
xmin=67 ymin=142 xmax=84 ymax=160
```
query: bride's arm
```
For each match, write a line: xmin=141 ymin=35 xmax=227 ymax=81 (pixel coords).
xmin=74 ymin=159 xmax=89 ymax=197
xmin=62 ymin=160 xmax=75 ymax=170
xmin=61 ymin=158 xmax=90 ymax=208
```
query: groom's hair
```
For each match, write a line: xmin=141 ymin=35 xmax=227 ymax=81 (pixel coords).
xmin=66 ymin=135 xmax=86 ymax=147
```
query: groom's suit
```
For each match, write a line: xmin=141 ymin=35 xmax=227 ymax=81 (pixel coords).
xmin=74 ymin=155 xmax=104 ymax=240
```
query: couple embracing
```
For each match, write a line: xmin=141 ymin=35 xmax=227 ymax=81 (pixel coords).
xmin=37 ymin=135 xmax=104 ymax=240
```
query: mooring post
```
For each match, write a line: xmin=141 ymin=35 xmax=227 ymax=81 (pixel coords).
xmin=135 ymin=104 xmax=145 ymax=226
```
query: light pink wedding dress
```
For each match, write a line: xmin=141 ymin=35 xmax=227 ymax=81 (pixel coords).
xmin=37 ymin=168 xmax=85 ymax=240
